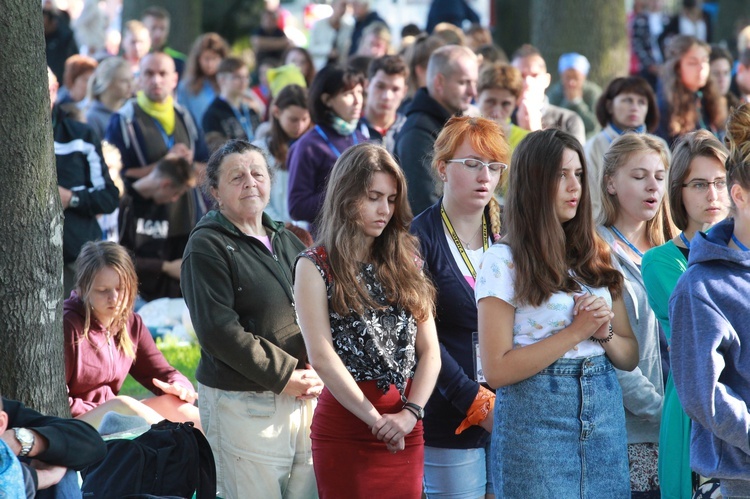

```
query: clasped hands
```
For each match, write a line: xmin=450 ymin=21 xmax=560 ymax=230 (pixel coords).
xmin=281 ymin=365 xmax=324 ymax=400
xmin=371 ymin=409 xmax=418 ymax=454
xmin=572 ymin=293 xmax=614 ymax=341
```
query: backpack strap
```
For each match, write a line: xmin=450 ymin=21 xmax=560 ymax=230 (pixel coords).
xmin=184 ymin=422 xmax=217 ymax=499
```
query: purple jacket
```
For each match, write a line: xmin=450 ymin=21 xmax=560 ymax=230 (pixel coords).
xmin=286 ymin=123 xmax=368 ymax=232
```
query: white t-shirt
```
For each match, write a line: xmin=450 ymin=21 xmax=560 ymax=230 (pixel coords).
xmin=475 ymin=244 xmax=607 ymax=359
xmin=444 ymin=232 xmax=491 ymax=289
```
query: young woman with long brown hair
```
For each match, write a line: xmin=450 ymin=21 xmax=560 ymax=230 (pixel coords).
xmin=476 ymin=129 xmax=638 ymax=497
xmin=655 ymin=35 xmax=723 ymax=146
xmin=294 ymin=143 xmax=441 ymax=498
xmin=176 ymin=32 xmax=229 ymax=126
xmin=252 ymin=84 xmax=311 ymax=223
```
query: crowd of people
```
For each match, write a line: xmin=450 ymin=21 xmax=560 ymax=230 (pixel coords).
xmin=5 ymin=0 xmax=746 ymax=497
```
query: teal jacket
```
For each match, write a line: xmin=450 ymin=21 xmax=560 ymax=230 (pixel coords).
xmin=643 ymin=240 xmax=691 ymax=499
xmin=181 ymin=210 xmax=307 ymax=393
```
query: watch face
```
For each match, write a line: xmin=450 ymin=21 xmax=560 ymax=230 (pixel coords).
xmin=16 ymin=428 xmax=33 ymax=444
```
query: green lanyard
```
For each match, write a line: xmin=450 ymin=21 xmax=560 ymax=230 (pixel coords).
xmin=441 ymin=203 xmax=488 ymax=279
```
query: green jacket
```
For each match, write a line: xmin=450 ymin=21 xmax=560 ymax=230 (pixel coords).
xmin=181 ymin=210 xmax=306 ymax=393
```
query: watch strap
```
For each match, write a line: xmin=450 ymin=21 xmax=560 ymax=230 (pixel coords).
xmin=403 ymin=401 xmax=424 ymax=420
xmin=14 ymin=428 xmax=34 ymax=457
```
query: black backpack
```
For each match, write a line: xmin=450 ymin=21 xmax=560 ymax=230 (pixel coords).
xmin=81 ymin=420 xmax=216 ymax=499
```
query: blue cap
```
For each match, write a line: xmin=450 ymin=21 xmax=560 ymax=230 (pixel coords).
xmin=558 ymin=53 xmax=590 ymax=76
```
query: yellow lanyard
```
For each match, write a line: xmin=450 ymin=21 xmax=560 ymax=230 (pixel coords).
xmin=441 ymin=203 xmax=488 ymax=279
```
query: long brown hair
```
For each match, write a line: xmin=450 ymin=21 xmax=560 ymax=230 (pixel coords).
xmin=432 ymin=116 xmax=509 ymax=237
xmin=660 ymin=35 xmax=722 ymax=137
xmin=505 ymin=129 xmax=623 ymax=307
xmin=268 ymin=84 xmax=309 ymax=170
xmin=74 ymin=241 xmax=137 ymax=359
xmin=316 ymin=143 xmax=436 ymax=321
xmin=184 ymin=32 xmax=229 ymax=95
xmin=599 ymin=133 xmax=677 ymax=246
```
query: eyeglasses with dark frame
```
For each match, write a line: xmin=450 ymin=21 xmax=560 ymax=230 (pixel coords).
xmin=682 ymin=179 xmax=727 ymax=192
xmin=447 ymin=158 xmax=508 ymax=174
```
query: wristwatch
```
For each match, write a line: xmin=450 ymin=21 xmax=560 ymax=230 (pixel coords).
xmin=14 ymin=427 xmax=34 ymax=457
xmin=69 ymin=193 xmax=80 ymax=208
xmin=403 ymin=401 xmax=425 ymax=421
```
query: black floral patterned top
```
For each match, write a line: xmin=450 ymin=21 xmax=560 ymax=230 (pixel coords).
xmin=298 ymin=246 xmax=417 ymax=395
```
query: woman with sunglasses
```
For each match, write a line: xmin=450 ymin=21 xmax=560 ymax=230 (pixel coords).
xmin=411 ymin=116 xmax=507 ymax=498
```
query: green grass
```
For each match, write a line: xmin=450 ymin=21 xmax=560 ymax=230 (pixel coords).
xmin=120 ymin=337 xmax=200 ymax=398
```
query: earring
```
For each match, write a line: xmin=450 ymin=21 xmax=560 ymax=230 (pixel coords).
xmin=441 ymin=175 xmax=446 ymax=181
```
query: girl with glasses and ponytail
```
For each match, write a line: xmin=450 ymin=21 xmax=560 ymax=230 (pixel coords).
xmin=641 ymin=130 xmax=729 ymax=498
xmin=411 ymin=116 xmax=506 ymax=498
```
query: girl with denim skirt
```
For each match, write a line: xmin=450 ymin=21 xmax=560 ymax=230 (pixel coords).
xmin=597 ymin=133 xmax=677 ymax=498
xmin=475 ymin=129 xmax=639 ymax=498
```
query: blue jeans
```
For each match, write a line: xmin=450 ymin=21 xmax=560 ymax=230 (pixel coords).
xmin=491 ymin=355 xmax=629 ymax=499
xmin=423 ymin=441 xmax=492 ymax=498
xmin=35 ymin=469 xmax=81 ymax=499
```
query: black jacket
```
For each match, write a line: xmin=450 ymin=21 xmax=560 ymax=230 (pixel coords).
xmin=393 ymin=88 xmax=453 ymax=216
xmin=3 ymin=396 xmax=106 ymax=490
xmin=53 ymin=105 xmax=119 ymax=263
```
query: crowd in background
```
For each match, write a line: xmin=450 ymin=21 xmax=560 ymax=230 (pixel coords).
xmin=16 ymin=0 xmax=750 ymax=497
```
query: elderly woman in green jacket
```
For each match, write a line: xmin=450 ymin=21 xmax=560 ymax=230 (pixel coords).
xmin=181 ymin=139 xmax=322 ymax=499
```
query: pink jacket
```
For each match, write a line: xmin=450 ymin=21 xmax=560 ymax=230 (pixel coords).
xmin=64 ymin=293 xmax=193 ymax=417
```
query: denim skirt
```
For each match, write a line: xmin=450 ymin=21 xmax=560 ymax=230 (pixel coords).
xmin=491 ymin=355 xmax=630 ymax=499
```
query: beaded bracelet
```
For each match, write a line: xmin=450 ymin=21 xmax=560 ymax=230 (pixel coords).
xmin=591 ymin=324 xmax=614 ymax=344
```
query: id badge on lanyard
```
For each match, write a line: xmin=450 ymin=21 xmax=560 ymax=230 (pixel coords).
xmin=473 ymin=331 xmax=486 ymax=383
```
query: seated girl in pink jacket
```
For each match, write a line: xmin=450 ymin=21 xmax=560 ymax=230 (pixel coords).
xmin=64 ymin=241 xmax=200 ymax=431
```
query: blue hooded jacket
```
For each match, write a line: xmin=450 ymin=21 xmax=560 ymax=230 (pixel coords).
xmin=669 ymin=218 xmax=750 ymax=497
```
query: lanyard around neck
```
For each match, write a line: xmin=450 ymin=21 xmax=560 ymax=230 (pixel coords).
xmin=441 ymin=203 xmax=488 ymax=279
xmin=732 ymin=233 xmax=750 ymax=251
xmin=221 ymin=97 xmax=254 ymax=141
xmin=610 ymin=225 xmax=644 ymax=258
xmin=151 ymin=117 xmax=175 ymax=149
xmin=315 ymin=125 xmax=358 ymax=158
xmin=679 ymin=232 xmax=691 ymax=249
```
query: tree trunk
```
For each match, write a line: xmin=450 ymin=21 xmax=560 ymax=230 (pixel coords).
xmin=121 ymin=0 xmax=203 ymax=55
xmin=716 ymin=0 xmax=750 ymax=59
xmin=0 ymin=1 xmax=68 ymax=417
xmin=203 ymin=0 xmax=265 ymax=46
xmin=493 ymin=0 xmax=531 ymax=61
xmin=530 ymin=0 xmax=628 ymax=87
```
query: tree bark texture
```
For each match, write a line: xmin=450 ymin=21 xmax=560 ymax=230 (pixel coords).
xmin=716 ymin=0 xmax=750 ymax=59
xmin=121 ymin=0 xmax=203 ymax=55
xmin=0 ymin=1 xmax=68 ymax=416
xmin=493 ymin=0 xmax=531 ymax=60
xmin=203 ymin=0 xmax=265 ymax=46
xmin=530 ymin=0 xmax=628 ymax=88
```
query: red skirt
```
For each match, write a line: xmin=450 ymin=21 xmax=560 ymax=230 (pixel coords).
xmin=311 ymin=380 xmax=424 ymax=499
